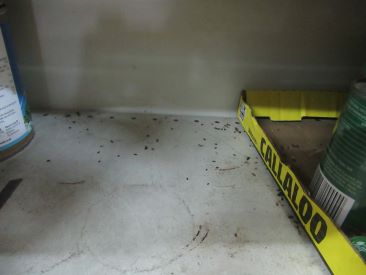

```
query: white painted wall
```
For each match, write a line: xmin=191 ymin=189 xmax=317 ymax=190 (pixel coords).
xmin=6 ymin=0 xmax=366 ymax=115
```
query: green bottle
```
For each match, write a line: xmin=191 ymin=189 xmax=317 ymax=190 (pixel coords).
xmin=310 ymin=79 xmax=366 ymax=233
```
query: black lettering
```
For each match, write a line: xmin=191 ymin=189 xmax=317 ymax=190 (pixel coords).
xmin=299 ymin=196 xmax=312 ymax=224
xmin=265 ymin=146 xmax=272 ymax=168
xmin=260 ymin=138 xmax=266 ymax=157
xmin=291 ymin=182 xmax=299 ymax=210
xmin=271 ymin=153 xmax=277 ymax=176
xmin=310 ymin=213 xmax=327 ymax=243
xmin=276 ymin=162 xmax=283 ymax=185
xmin=282 ymin=172 xmax=293 ymax=199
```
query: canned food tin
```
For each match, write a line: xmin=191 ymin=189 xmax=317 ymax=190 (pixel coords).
xmin=0 ymin=2 xmax=33 ymax=160
xmin=310 ymin=80 xmax=366 ymax=232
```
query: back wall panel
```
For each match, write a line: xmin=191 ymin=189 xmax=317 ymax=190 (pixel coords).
xmin=7 ymin=0 xmax=366 ymax=115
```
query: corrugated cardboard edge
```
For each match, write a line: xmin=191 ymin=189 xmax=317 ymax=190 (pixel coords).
xmin=237 ymin=95 xmax=366 ymax=275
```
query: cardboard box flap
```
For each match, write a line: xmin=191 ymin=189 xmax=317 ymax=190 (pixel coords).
xmin=244 ymin=90 xmax=347 ymax=121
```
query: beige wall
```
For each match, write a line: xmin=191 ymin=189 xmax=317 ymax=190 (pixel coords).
xmin=7 ymin=0 xmax=366 ymax=115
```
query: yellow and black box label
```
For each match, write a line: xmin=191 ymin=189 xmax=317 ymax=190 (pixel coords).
xmin=237 ymin=96 xmax=366 ymax=275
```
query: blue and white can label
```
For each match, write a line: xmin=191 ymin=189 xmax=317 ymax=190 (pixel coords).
xmin=0 ymin=23 xmax=32 ymax=152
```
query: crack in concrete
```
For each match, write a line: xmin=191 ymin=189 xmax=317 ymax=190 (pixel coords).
xmin=40 ymin=250 xmax=83 ymax=274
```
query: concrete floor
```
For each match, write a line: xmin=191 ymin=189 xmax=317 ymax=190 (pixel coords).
xmin=0 ymin=112 xmax=329 ymax=275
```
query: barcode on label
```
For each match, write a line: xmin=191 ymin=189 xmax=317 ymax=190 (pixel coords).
xmin=310 ymin=166 xmax=354 ymax=226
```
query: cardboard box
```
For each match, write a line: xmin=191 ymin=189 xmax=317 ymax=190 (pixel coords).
xmin=237 ymin=90 xmax=365 ymax=275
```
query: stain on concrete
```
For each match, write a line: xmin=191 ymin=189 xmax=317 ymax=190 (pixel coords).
xmin=0 ymin=179 xmax=22 ymax=209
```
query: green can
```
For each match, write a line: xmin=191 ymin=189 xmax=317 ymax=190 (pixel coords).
xmin=310 ymin=80 xmax=366 ymax=232
xmin=351 ymin=236 xmax=366 ymax=261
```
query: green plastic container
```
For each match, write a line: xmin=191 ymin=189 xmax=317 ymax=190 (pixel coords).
xmin=310 ymin=79 xmax=366 ymax=232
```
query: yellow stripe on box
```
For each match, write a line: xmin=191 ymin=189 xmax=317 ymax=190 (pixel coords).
xmin=245 ymin=90 xmax=347 ymax=121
